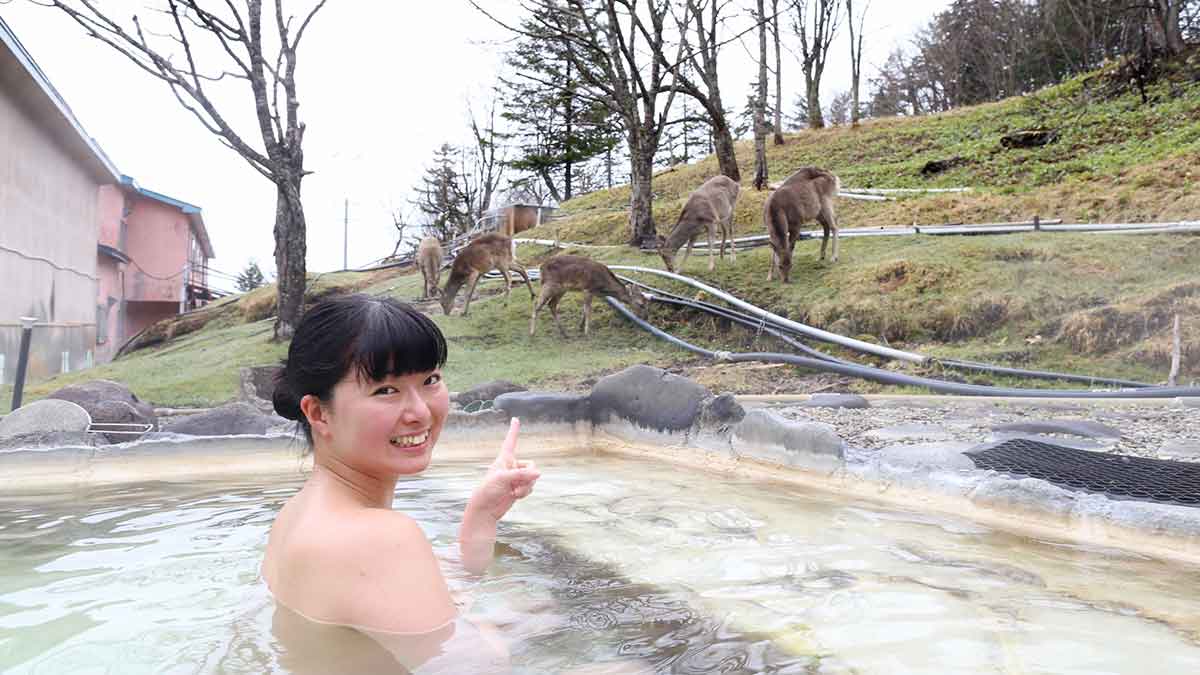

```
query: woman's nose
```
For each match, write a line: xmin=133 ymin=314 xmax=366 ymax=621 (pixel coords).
xmin=396 ymin=386 xmax=431 ymax=425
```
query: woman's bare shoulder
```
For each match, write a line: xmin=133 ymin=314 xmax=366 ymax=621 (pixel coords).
xmin=295 ymin=508 xmax=457 ymax=632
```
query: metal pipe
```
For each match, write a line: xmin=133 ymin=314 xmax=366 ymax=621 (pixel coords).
xmin=610 ymin=265 xmax=929 ymax=364
xmin=607 ymin=298 xmax=1200 ymax=399
xmin=10 ymin=316 xmax=37 ymax=412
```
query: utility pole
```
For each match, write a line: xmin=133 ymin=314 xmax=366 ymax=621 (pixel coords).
xmin=343 ymin=198 xmax=349 ymax=271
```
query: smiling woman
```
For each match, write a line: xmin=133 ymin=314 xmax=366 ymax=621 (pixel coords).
xmin=260 ymin=294 xmax=540 ymax=670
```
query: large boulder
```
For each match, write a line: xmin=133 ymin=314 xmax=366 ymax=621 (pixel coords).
xmin=589 ymin=365 xmax=710 ymax=432
xmin=239 ymin=365 xmax=282 ymax=414
xmin=455 ymin=380 xmax=528 ymax=409
xmin=159 ymin=402 xmax=288 ymax=437
xmin=45 ymin=380 xmax=157 ymax=431
xmin=0 ymin=399 xmax=92 ymax=440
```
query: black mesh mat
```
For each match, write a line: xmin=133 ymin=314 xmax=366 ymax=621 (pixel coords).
xmin=965 ymin=438 xmax=1200 ymax=507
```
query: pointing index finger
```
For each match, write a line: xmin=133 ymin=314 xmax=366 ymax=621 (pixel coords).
xmin=497 ymin=417 xmax=520 ymax=467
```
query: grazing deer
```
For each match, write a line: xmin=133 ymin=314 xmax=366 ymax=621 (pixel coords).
xmin=657 ymin=175 xmax=741 ymax=273
xmin=763 ymin=167 xmax=840 ymax=283
xmin=416 ymin=236 xmax=444 ymax=299
xmin=530 ymin=254 xmax=647 ymax=338
xmin=440 ymin=233 xmax=535 ymax=316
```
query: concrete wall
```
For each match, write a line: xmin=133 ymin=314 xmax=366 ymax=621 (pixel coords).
xmin=0 ymin=61 xmax=102 ymax=385
xmin=126 ymin=300 xmax=179 ymax=343
xmin=124 ymin=196 xmax=190 ymax=304
xmin=94 ymin=185 xmax=127 ymax=364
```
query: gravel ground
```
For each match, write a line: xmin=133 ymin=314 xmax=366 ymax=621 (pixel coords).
xmin=773 ymin=400 xmax=1200 ymax=461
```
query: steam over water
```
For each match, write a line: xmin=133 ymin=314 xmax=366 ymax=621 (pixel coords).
xmin=2 ymin=452 xmax=1200 ymax=673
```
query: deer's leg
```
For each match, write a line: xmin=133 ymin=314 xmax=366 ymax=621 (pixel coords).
xmin=513 ymin=264 xmax=536 ymax=299
xmin=700 ymin=219 xmax=710 ymax=269
xmin=530 ymin=285 xmax=553 ymax=337
xmin=726 ymin=217 xmax=736 ymax=264
xmin=823 ymin=207 xmax=839 ymax=263
xmin=548 ymin=293 xmax=568 ymax=338
xmin=499 ymin=265 xmax=512 ymax=304
xmin=581 ymin=292 xmax=594 ymax=336
xmin=461 ymin=271 xmax=482 ymax=317
xmin=767 ymin=247 xmax=776 ymax=281
xmin=679 ymin=237 xmax=694 ymax=269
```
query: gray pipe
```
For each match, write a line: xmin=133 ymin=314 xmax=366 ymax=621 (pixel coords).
xmin=607 ymin=298 xmax=1200 ymax=399
xmin=609 ymin=265 xmax=929 ymax=364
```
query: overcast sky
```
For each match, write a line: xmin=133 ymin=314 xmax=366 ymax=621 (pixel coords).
xmin=2 ymin=0 xmax=949 ymax=290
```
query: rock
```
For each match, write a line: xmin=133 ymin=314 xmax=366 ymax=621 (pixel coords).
xmin=877 ymin=442 xmax=978 ymax=472
xmin=159 ymin=402 xmax=284 ymax=436
xmin=454 ymin=380 xmax=528 ymax=408
xmin=862 ymin=424 xmax=955 ymax=443
xmin=45 ymin=380 xmax=157 ymax=429
xmin=985 ymin=432 xmax=1109 ymax=451
xmin=1000 ymin=129 xmax=1058 ymax=149
xmin=493 ymin=392 xmax=590 ymax=424
xmin=919 ymin=156 xmax=968 ymax=176
xmin=90 ymin=400 xmax=155 ymax=443
xmin=991 ymin=419 xmax=1122 ymax=440
xmin=1176 ymin=397 xmax=1200 ymax=409
xmin=733 ymin=409 xmax=844 ymax=459
xmin=1159 ymin=441 xmax=1200 ymax=460
xmin=799 ymin=394 xmax=870 ymax=409
xmin=0 ymin=430 xmax=99 ymax=452
xmin=239 ymin=365 xmax=282 ymax=413
xmin=589 ymin=365 xmax=710 ymax=432
xmin=697 ymin=393 xmax=745 ymax=429
xmin=0 ymin=399 xmax=92 ymax=440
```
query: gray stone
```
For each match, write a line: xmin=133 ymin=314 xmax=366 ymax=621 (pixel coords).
xmin=46 ymin=380 xmax=157 ymax=429
xmin=1177 ymin=397 xmax=1200 ymax=409
xmin=877 ymin=442 xmax=978 ymax=472
xmin=986 ymin=432 xmax=1109 ymax=451
xmin=0 ymin=399 xmax=92 ymax=440
xmin=455 ymin=380 xmax=528 ymax=407
xmin=239 ymin=365 xmax=282 ymax=414
xmin=697 ymin=393 xmax=745 ymax=429
xmin=991 ymin=419 xmax=1122 ymax=440
xmin=862 ymin=424 xmax=955 ymax=443
xmin=733 ymin=409 xmax=844 ymax=458
xmin=799 ymin=393 xmax=870 ymax=409
xmin=0 ymin=429 xmax=99 ymax=452
xmin=446 ymin=409 xmax=510 ymax=429
xmin=589 ymin=365 xmax=710 ymax=432
xmin=494 ymin=392 xmax=590 ymax=424
xmin=1159 ymin=441 xmax=1200 ymax=460
xmin=159 ymin=402 xmax=282 ymax=436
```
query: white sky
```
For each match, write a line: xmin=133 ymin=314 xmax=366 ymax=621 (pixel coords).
xmin=1 ymin=0 xmax=949 ymax=289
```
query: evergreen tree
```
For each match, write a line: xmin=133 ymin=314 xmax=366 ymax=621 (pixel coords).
xmin=411 ymin=143 xmax=474 ymax=242
xmin=235 ymin=260 xmax=266 ymax=292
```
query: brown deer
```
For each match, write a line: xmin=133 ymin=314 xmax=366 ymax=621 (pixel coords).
xmin=416 ymin=236 xmax=444 ymax=299
xmin=763 ymin=167 xmax=840 ymax=283
xmin=529 ymin=255 xmax=647 ymax=338
xmin=439 ymin=233 xmax=535 ymax=316
xmin=657 ymin=175 xmax=741 ymax=273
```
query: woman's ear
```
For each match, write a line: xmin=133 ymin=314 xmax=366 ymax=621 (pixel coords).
xmin=300 ymin=394 xmax=329 ymax=438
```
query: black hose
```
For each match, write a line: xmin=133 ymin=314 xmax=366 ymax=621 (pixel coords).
xmin=607 ymin=297 xmax=1200 ymax=399
xmin=616 ymin=272 xmax=1155 ymax=389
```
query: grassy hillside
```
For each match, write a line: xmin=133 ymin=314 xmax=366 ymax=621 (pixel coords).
xmin=5 ymin=52 xmax=1198 ymax=409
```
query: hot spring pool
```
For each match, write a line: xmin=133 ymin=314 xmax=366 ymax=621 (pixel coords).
xmin=3 ymin=450 xmax=1200 ymax=673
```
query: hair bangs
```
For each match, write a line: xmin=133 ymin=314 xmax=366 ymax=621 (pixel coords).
xmin=345 ymin=299 xmax=447 ymax=383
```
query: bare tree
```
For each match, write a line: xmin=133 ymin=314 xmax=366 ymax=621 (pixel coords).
xmin=846 ymin=0 xmax=869 ymax=127
xmin=792 ymin=0 xmax=843 ymax=129
xmin=463 ymin=95 xmax=507 ymax=222
xmin=771 ymin=0 xmax=785 ymax=144
xmin=389 ymin=208 xmax=412 ymax=259
xmin=1148 ymin=0 xmax=1189 ymax=54
xmin=473 ymin=0 xmax=683 ymax=246
xmin=651 ymin=0 xmax=743 ymax=181
xmin=753 ymin=0 xmax=769 ymax=189
xmin=43 ymin=0 xmax=328 ymax=340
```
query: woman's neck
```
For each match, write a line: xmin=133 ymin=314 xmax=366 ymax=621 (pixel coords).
xmin=309 ymin=455 xmax=399 ymax=509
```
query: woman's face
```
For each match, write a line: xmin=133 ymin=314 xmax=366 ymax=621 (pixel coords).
xmin=319 ymin=368 xmax=450 ymax=477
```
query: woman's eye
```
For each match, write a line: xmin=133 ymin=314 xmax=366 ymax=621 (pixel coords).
xmin=373 ymin=386 xmax=397 ymax=396
xmin=424 ymin=373 xmax=442 ymax=386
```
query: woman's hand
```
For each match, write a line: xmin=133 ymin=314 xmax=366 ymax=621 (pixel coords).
xmin=472 ymin=418 xmax=541 ymax=521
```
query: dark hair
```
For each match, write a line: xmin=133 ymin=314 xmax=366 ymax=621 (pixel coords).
xmin=272 ymin=294 xmax=448 ymax=446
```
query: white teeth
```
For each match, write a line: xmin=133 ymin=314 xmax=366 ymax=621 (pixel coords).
xmin=390 ymin=431 xmax=429 ymax=447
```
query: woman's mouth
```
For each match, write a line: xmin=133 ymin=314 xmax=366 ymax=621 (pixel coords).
xmin=389 ymin=430 xmax=430 ymax=451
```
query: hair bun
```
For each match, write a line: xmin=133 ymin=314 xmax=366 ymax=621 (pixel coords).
xmin=271 ymin=373 xmax=303 ymax=421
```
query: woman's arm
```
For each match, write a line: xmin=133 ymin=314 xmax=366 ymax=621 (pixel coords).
xmin=459 ymin=418 xmax=541 ymax=574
